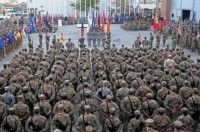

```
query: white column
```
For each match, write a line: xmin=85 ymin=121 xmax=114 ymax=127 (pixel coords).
xmin=85 ymin=0 xmax=87 ymax=19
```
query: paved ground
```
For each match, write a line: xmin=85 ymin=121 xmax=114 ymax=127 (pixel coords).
xmin=0 ymin=24 xmax=200 ymax=70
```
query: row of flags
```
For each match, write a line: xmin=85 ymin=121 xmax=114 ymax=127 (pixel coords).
xmin=152 ymin=15 xmax=168 ymax=31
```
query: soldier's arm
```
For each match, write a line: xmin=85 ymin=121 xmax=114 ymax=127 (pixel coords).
xmin=128 ymin=119 xmax=133 ymax=132
xmin=16 ymin=118 xmax=22 ymax=132
xmin=49 ymin=90 xmax=56 ymax=103
xmin=11 ymin=95 xmax=16 ymax=106
xmin=41 ymin=118 xmax=49 ymax=132
xmin=75 ymin=117 xmax=82 ymax=131
xmin=25 ymin=118 xmax=32 ymax=132
xmin=68 ymin=103 xmax=74 ymax=116
xmin=164 ymin=97 xmax=170 ymax=109
xmin=121 ymin=98 xmax=130 ymax=115
xmin=66 ymin=115 xmax=71 ymax=132
xmin=93 ymin=116 xmax=100 ymax=131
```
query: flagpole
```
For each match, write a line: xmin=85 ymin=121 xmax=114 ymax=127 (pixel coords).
xmin=90 ymin=0 xmax=91 ymax=17
xmin=75 ymin=1 xmax=77 ymax=18
xmin=129 ymin=0 xmax=131 ymax=16
xmin=85 ymin=0 xmax=87 ymax=19
xmin=110 ymin=0 xmax=112 ymax=15
xmin=115 ymin=0 xmax=117 ymax=15
xmin=120 ymin=0 xmax=121 ymax=15
xmin=95 ymin=0 xmax=97 ymax=15
xmin=80 ymin=0 xmax=82 ymax=18
xmin=124 ymin=0 xmax=126 ymax=15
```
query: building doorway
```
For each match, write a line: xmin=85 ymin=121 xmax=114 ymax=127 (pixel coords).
xmin=182 ymin=10 xmax=191 ymax=20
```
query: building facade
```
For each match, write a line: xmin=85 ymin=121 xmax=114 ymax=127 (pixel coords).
xmin=162 ymin=0 xmax=200 ymax=21
xmin=26 ymin=0 xmax=75 ymax=16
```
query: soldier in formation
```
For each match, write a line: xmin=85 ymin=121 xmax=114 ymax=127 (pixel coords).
xmin=0 ymin=32 xmax=200 ymax=132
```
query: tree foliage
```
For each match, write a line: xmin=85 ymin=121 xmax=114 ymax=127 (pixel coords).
xmin=70 ymin=0 xmax=100 ymax=11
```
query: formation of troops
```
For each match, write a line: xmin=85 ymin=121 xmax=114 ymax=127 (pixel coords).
xmin=87 ymin=26 xmax=107 ymax=48
xmin=121 ymin=18 xmax=152 ymax=31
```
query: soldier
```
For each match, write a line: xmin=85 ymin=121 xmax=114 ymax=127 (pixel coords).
xmin=28 ymin=37 xmax=33 ymax=54
xmin=153 ymin=107 xmax=171 ymax=131
xmin=1 ymin=107 xmax=23 ymax=132
xmin=144 ymin=119 xmax=158 ymax=132
xmin=105 ymin=107 xmax=122 ymax=132
xmin=164 ymin=55 xmax=176 ymax=70
xmin=95 ymin=81 xmax=113 ymax=103
xmin=25 ymin=106 xmax=49 ymax=132
xmin=39 ymin=32 xmax=43 ymax=46
xmin=173 ymin=120 xmax=185 ymax=132
xmin=134 ymin=37 xmax=141 ymax=48
xmin=178 ymin=81 xmax=193 ymax=103
xmin=128 ymin=110 xmax=145 ymax=132
xmin=52 ymin=35 xmax=56 ymax=45
xmin=36 ymin=94 xmax=52 ymax=120
xmin=164 ymin=86 xmax=183 ymax=120
xmin=142 ymin=37 xmax=149 ymax=48
xmin=186 ymin=88 xmax=200 ymax=130
xmin=1 ymin=86 xmax=15 ymax=107
xmin=177 ymin=107 xmax=194 ymax=131
xmin=121 ymin=89 xmax=141 ymax=131
xmin=45 ymin=32 xmax=50 ymax=51
xmin=149 ymin=32 xmax=154 ymax=48
xmin=100 ymin=95 xmax=119 ymax=132
xmin=52 ymin=104 xmax=71 ymax=132
xmin=156 ymin=33 xmax=161 ymax=48
xmin=75 ymin=105 xmax=100 ymax=132
xmin=13 ymin=95 xmax=30 ymax=127
xmin=78 ymin=90 xmax=98 ymax=114
xmin=141 ymin=93 xmax=159 ymax=118
xmin=162 ymin=31 xmax=167 ymax=46
xmin=96 ymin=32 xmax=101 ymax=47
xmin=172 ymin=37 xmax=177 ymax=51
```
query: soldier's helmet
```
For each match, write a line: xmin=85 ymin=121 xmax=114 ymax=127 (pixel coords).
xmin=38 ymin=94 xmax=45 ymax=99
xmin=84 ymin=105 xmax=91 ymax=112
xmin=157 ymin=107 xmax=166 ymax=115
xmin=129 ymin=89 xmax=135 ymax=95
xmin=146 ymin=93 xmax=154 ymax=99
xmin=4 ymin=86 xmax=10 ymax=92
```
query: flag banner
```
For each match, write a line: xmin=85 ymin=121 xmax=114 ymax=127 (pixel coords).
xmin=0 ymin=38 xmax=4 ymax=49
xmin=92 ymin=11 xmax=96 ymax=27
xmin=29 ymin=17 xmax=36 ymax=33
xmin=101 ymin=11 xmax=105 ymax=32
xmin=107 ymin=15 xmax=111 ymax=33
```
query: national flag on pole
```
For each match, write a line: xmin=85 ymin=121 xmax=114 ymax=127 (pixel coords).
xmin=101 ymin=11 xmax=105 ymax=32
xmin=96 ymin=12 xmax=99 ymax=27
xmin=81 ymin=23 xmax=84 ymax=38
xmin=29 ymin=16 xmax=36 ymax=33
xmin=152 ymin=14 xmax=159 ymax=31
xmin=0 ymin=38 xmax=4 ymax=49
xmin=107 ymin=15 xmax=111 ymax=33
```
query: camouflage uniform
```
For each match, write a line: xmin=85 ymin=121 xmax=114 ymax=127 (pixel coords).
xmin=25 ymin=106 xmax=49 ymax=132
xmin=1 ymin=107 xmax=23 ymax=132
xmin=75 ymin=105 xmax=100 ymax=132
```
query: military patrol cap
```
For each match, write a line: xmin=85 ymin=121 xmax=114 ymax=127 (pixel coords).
xmin=64 ymin=80 xmax=70 ymax=85
xmin=85 ymin=89 xmax=92 ymax=96
xmin=33 ymin=106 xmax=40 ymax=113
xmin=146 ymin=93 xmax=154 ymax=99
xmin=45 ymin=77 xmax=50 ymax=82
xmin=181 ymin=107 xmax=188 ymax=113
xmin=173 ymin=120 xmax=183 ymax=129
xmin=53 ymin=129 xmax=62 ymax=132
xmin=8 ymin=107 xmax=16 ymax=114
xmin=129 ymin=89 xmax=135 ymax=95
xmin=145 ymin=118 xmax=154 ymax=126
xmin=161 ymin=81 xmax=168 ymax=86
xmin=158 ymin=107 xmax=165 ymax=114
xmin=58 ymin=104 xmax=64 ymax=110
xmin=86 ymin=125 xmax=93 ymax=132
xmin=106 ymin=95 xmax=113 ymax=100
xmin=84 ymin=105 xmax=91 ymax=111
xmin=17 ymin=95 xmax=23 ymax=99
xmin=38 ymin=94 xmax=45 ymax=99
xmin=60 ymin=92 xmax=67 ymax=98
xmin=134 ymin=110 xmax=141 ymax=115
xmin=170 ymin=86 xmax=177 ymax=93
xmin=4 ymin=86 xmax=10 ymax=91
xmin=109 ymin=107 xmax=116 ymax=114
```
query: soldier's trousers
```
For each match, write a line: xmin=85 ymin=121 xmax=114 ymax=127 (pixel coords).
xmin=46 ymin=43 xmax=49 ymax=50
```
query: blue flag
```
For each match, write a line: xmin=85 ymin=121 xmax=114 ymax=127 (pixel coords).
xmin=7 ymin=32 xmax=15 ymax=44
xmin=29 ymin=17 xmax=36 ymax=33
xmin=0 ymin=38 xmax=4 ymax=49
xmin=92 ymin=11 xmax=95 ymax=27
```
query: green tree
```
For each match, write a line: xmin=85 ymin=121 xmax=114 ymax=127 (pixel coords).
xmin=71 ymin=0 xmax=100 ymax=11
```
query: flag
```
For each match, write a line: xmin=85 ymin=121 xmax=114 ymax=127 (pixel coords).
xmin=60 ymin=33 xmax=65 ymax=44
xmin=87 ymin=17 xmax=91 ymax=32
xmin=92 ymin=11 xmax=96 ymax=27
xmin=107 ymin=15 xmax=111 ymax=33
xmin=81 ymin=23 xmax=84 ymax=38
xmin=29 ymin=17 xmax=36 ymax=33
xmin=101 ymin=11 xmax=105 ymax=32
xmin=178 ymin=26 xmax=182 ymax=36
xmin=7 ymin=32 xmax=15 ymax=44
xmin=0 ymin=38 xmax=4 ymax=49
xmin=152 ymin=14 xmax=160 ymax=31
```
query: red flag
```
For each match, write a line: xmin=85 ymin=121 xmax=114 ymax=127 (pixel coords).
xmin=152 ymin=14 xmax=160 ymax=31
xmin=81 ymin=23 xmax=84 ymax=38
xmin=101 ymin=11 xmax=105 ymax=32
xmin=107 ymin=15 xmax=111 ymax=33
